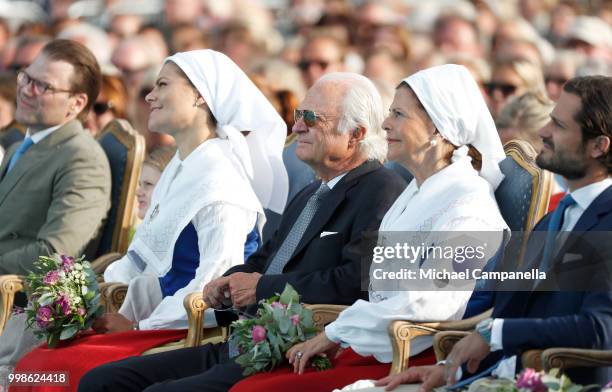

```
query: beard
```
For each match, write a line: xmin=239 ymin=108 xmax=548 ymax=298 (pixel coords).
xmin=536 ymin=142 xmax=589 ymax=180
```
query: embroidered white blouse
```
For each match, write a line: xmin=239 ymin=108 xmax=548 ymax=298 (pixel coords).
xmin=104 ymin=138 xmax=263 ymax=330
xmin=325 ymin=157 xmax=509 ymax=362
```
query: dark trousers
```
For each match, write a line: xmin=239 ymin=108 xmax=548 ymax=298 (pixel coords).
xmin=78 ymin=342 xmax=244 ymax=392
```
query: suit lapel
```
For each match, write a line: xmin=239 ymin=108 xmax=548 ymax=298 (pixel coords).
xmin=285 ymin=160 xmax=382 ymax=267
xmin=0 ymin=121 xmax=82 ymax=205
xmin=550 ymin=185 xmax=612 ymax=264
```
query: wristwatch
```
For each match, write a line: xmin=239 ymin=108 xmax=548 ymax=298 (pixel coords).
xmin=475 ymin=317 xmax=494 ymax=346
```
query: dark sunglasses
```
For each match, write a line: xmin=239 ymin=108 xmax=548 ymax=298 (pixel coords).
xmin=545 ymin=76 xmax=568 ymax=86
xmin=483 ymin=82 xmax=518 ymax=97
xmin=93 ymin=101 xmax=114 ymax=115
xmin=294 ymin=109 xmax=338 ymax=127
xmin=298 ymin=60 xmax=330 ymax=71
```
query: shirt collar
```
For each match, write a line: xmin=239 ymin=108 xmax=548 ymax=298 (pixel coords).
xmin=26 ymin=124 xmax=62 ymax=144
xmin=569 ymin=177 xmax=612 ymax=211
xmin=324 ymin=172 xmax=348 ymax=190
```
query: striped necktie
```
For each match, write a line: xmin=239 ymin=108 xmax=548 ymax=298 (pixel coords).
xmin=265 ymin=183 xmax=331 ymax=274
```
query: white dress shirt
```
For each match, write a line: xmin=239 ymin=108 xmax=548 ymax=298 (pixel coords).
xmin=27 ymin=125 xmax=61 ymax=144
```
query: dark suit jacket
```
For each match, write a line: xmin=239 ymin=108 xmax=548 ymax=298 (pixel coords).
xmin=216 ymin=160 xmax=406 ymax=325
xmin=468 ymin=185 xmax=612 ymax=383
xmin=0 ymin=120 xmax=111 ymax=274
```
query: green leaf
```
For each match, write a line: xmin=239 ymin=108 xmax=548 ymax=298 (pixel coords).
xmin=279 ymin=284 xmax=299 ymax=305
xmin=59 ymin=325 xmax=79 ymax=340
xmin=279 ymin=317 xmax=291 ymax=334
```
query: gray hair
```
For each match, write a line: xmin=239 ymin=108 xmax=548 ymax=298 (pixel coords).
xmin=318 ymin=72 xmax=388 ymax=162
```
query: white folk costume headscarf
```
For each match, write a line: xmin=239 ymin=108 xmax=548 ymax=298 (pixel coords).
xmin=167 ymin=49 xmax=289 ymax=214
xmin=405 ymin=63 xmax=505 ymax=189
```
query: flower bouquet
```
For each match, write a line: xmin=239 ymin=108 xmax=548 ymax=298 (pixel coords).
xmin=466 ymin=368 xmax=600 ymax=392
xmin=230 ymin=283 xmax=332 ymax=376
xmin=24 ymin=254 xmax=103 ymax=348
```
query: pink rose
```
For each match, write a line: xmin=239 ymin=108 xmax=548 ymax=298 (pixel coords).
xmin=55 ymin=293 xmax=72 ymax=316
xmin=290 ymin=314 xmax=300 ymax=326
xmin=36 ymin=306 xmax=53 ymax=328
xmin=43 ymin=270 xmax=60 ymax=285
xmin=516 ymin=368 xmax=546 ymax=392
xmin=251 ymin=325 xmax=267 ymax=344
xmin=60 ymin=255 xmax=74 ymax=271
xmin=270 ymin=301 xmax=286 ymax=309
xmin=77 ymin=308 xmax=86 ymax=316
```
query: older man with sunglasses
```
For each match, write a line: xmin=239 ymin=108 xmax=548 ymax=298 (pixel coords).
xmin=79 ymin=72 xmax=405 ymax=392
xmin=0 ymin=39 xmax=110 ymax=275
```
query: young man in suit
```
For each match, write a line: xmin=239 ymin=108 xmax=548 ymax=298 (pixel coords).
xmin=0 ymin=40 xmax=111 ymax=274
xmin=375 ymin=75 xmax=612 ymax=391
xmin=79 ymin=72 xmax=406 ymax=391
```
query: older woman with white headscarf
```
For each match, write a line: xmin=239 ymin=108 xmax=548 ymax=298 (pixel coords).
xmin=229 ymin=64 xmax=509 ymax=392
xmin=7 ymin=50 xmax=287 ymax=384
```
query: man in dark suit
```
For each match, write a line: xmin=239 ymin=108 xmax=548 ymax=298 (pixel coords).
xmin=374 ymin=75 xmax=612 ymax=391
xmin=0 ymin=40 xmax=111 ymax=274
xmin=79 ymin=72 xmax=406 ymax=392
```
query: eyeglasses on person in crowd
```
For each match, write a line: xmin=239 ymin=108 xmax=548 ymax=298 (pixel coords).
xmin=483 ymin=82 xmax=518 ymax=97
xmin=93 ymin=101 xmax=114 ymax=115
xmin=17 ymin=70 xmax=73 ymax=95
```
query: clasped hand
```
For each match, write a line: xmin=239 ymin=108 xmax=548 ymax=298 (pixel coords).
xmin=202 ymin=272 xmax=262 ymax=309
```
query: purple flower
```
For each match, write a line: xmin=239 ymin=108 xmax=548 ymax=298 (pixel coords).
xmin=290 ymin=314 xmax=300 ymax=326
xmin=77 ymin=307 xmax=86 ymax=316
xmin=60 ymin=255 xmax=74 ymax=271
xmin=252 ymin=325 xmax=267 ymax=344
xmin=516 ymin=368 xmax=546 ymax=392
xmin=36 ymin=306 xmax=53 ymax=328
xmin=43 ymin=270 xmax=60 ymax=285
xmin=270 ymin=302 xmax=286 ymax=309
xmin=605 ymin=381 xmax=612 ymax=389
xmin=55 ymin=293 xmax=72 ymax=316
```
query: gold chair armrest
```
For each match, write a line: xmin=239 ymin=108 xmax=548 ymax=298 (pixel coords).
xmin=541 ymin=348 xmax=612 ymax=371
xmin=389 ymin=321 xmax=440 ymax=374
xmin=0 ymin=275 xmax=24 ymax=335
xmin=91 ymin=252 xmax=122 ymax=275
xmin=414 ymin=309 xmax=493 ymax=332
xmin=386 ymin=309 xmax=492 ymax=374
xmin=184 ymin=292 xmax=209 ymax=347
xmin=100 ymin=282 xmax=128 ymax=313
xmin=433 ymin=331 xmax=471 ymax=361
xmin=305 ymin=304 xmax=348 ymax=330
xmin=521 ymin=349 xmax=544 ymax=371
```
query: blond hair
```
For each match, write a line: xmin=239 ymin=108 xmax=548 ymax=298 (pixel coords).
xmin=496 ymin=91 xmax=553 ymax=148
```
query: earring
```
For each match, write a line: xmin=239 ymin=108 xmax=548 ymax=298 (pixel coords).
xmin=430 ymin=138 xmax=437 ymax=147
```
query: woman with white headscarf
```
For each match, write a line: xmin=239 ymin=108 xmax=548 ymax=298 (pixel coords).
xmin=10 ymin=50 xmax=288 ymax=383
xmin=229 ymin=64 xmax=509 ymax=392
xmin=100 ymin=49 xmax=288 ymax=331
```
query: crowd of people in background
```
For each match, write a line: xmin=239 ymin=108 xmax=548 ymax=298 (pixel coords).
xmin=0 ymin=0 xmax=609 ymax=160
